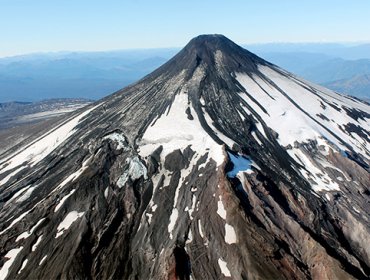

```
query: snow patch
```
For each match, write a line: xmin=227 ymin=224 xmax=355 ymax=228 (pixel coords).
xmin=186 ymin=229 xmax=193 ymax=244
xmin=16 ymin=218 xmax=44 ymax=242
xmin=52 ymin=156 xmax=91 ymax=193
xmin=251 ymin=131 xmax=263 ymax=145
xmin=173 ymin=179 xmax=182 ymax=207
xmin=146 ymin=213 xmax=153 ymax=224
xmin=198 ymin=220 xmax=204 ymax=238
xmin=200 ymin=97 xmax=206 ymax=106
xmin=5 ymin=185 xmax=32 ymax=206
xmin=32 ymin=235 xmax=43 ymax=252
xmin=255 ymin=122 xmax=268 ymax=140
xmin=18 ymin=259 xmax=28 ymax=274
xmin=353 ymin=207 xmax=360 ymax=213
xmin=202 ymin=108 xmax=235 ymax=148
xmin=0 ymin=166 xmax=27 ymax=190
xmin=217 ymin=196 xmax=227 ymax=220
xmin=55 ymin=211 xmax=84 ymax=238
xmin=188 ymin=194 xmax=197 ymax=220
xmin=16 ymin=231 xmax=31 ymax=242
xmin=15 ymin=218 xmax=45 ymax=242
xmin=54 ymin=189 xmax=76 ymax=212
xmin=16 ymin=186 xmax=36 ymax=203
xmin=168 ymin=209 xmax=178 ymax=239
xmin=139 ymin=92 xmax=225 ymax=167
xmin=0 ymin=247 xmax=23 ymax=280
xmin=39 ymin=255 xmax=47 ymax=266
xmin=225 ymin=224 xmax=237 ymax=244
xmin=218 ymin=258 xmax=231 ymax=277
xmin=287 ymin=148 xmax=340 ymax=192
xmin=151 ymin=204 xmax=158 ymax=212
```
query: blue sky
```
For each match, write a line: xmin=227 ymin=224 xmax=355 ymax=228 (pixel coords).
xmin=1 ymin=0 xmax=370 ymax=57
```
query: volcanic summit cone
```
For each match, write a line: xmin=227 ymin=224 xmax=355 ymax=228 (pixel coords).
xmin=0 ymin=34 xmax=369 ymax=280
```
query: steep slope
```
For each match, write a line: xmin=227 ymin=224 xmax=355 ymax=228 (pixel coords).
xmin=0 ymin=35 xmax=369 ymax=280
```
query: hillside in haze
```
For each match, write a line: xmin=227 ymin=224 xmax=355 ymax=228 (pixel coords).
xmin=250 ymin=43 xmax=370 ymax=100
xmin=0 ymin=98 xmax=92 ymax=130
xmin=324 ymin=74 xmax=370 ymax=101
xmin=0 ymin=49 xmax=177 ymax=102
xmin=0 ymin=43 xmax=369 ymax=102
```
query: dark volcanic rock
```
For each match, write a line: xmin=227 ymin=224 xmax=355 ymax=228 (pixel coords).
xmin=164 ymin=150 xmax=187 ymax=171
xmin=0 ymin=34 xmax=369 ymax=280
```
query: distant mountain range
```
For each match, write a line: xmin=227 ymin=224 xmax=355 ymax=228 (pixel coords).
xmin=246 ymin=42 xmax=370 ymax=60
xmin=0 ymin=43 xmax=369 ymax=102
xmin=0 ymin=49 xmax=177 ymax=102
xmin=251 ymin=44 xmax=370 ymax=100
xmin=262 ymin=55 xmax=370 ymax=84
xmin=324 ymin=74 xmax=370 ymax=101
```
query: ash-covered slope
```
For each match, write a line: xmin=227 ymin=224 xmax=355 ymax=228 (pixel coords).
xmin=0 ymin=34 xmax=369 ymax=280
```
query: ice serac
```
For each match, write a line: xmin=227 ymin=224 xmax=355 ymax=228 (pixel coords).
xmin=0 ymin=34 xmax=369 ymax=280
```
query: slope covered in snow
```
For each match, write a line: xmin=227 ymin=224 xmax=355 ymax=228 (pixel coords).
xmin=139 ymin=92 xmax=225 ymax=166
xmin=236 ymin=66 xmax=369 ymax=157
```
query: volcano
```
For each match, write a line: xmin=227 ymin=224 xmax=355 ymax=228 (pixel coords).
xmin=0 ymin=34 xmax=369 ymax=280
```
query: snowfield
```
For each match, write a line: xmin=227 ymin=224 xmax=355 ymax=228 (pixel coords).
xmin=236 ymin=67 xmax=369 ymax=158
xmin=139 ymin=92 xmax=225 ymax=166
xmin=55 ymin=211 xmax=85 ymax=238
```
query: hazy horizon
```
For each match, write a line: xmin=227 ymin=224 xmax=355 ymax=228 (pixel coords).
xmin=1 ymin=40 xmax=369 ymax=59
